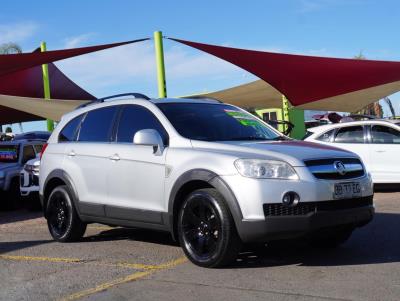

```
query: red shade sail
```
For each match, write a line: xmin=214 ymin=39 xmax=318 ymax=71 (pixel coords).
xmin=170 ymin=38 xmax=400 ymax=109
xmin=0 ymin=38 xmax=149 ymax=77
xmin=0 ymin=62 xmax=95 ymax=124
xmin=0 ymin=38 xmax=149 ymax=125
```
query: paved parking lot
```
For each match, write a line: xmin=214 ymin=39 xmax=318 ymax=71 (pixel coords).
xmin=1 ymin=191 xmax=399 ymax=301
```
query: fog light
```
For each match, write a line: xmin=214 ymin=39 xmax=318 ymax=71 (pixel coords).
xmin=282 ymin=191 xmax=300 ymax=206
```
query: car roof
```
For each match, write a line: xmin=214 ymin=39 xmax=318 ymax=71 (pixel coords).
xmin=308 ymin=119 xmax=400 ymax=133
xmin=62 ymin=97 xmax=226 ymax=121
xmin=0 ymin=139 xmax=44 ymax=145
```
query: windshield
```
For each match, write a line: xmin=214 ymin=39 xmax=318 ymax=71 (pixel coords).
xmin=0 ymin=144 xmax=19 ymax=163
xmin=157 ymin=103 xmax=281 ymax=141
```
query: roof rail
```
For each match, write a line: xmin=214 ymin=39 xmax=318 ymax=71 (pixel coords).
xmin=181 ymin=95 xmax=223 ymax=103
xmin=77 ymin=93 xmax=150 ymax=109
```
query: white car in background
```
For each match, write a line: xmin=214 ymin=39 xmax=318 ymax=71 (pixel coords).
xmin=305 ymin=119 xmax=400 ymax=184
xmin=20 ymin=156 xmax=41 ymax=209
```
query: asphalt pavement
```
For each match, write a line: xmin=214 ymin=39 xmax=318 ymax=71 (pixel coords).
xmin=0 ymin=191 xmax=399 ymax=301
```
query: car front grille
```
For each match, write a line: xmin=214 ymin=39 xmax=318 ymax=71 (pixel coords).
xmin=304 ymin=158 xmax=365 ymax=180
xmin=263 ymin=196 xmax=373 ymax=217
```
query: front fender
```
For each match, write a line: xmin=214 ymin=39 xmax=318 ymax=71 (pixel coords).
xmin=167 ymin=169 xmax=243 ymax=240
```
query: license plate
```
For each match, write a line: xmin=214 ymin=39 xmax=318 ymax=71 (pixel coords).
xmin=334 ymin=182 xmax=361 ymax=199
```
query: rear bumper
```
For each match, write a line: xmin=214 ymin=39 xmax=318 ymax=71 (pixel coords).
xmin=237 ymin=197 xmax=374 ymax=242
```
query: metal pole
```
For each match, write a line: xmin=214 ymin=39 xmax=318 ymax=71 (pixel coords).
xmin=40 ymin=41 xmax=54 ymax=131
xmin=282 ymin=95 xmax=290 ymax=134
xmin=154 ymin=31 xmax=167 ymax=98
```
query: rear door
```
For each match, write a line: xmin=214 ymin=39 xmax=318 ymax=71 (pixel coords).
xmin=331 ymin=125 xmax=370 ymax=167
xmin=368 ymin=124 xmax=400 ymax=183
xmin=62 ymin=106 xmax=118 ymax=216
xmin=106 ymin=104 xmax=169 ymax=223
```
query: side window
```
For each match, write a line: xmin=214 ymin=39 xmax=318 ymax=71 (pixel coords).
xmin=334 ymin=126 xmax=364 ymax=143
xmin=59 ymin=115 xmax=84 ymax=142
xmin=34 ymin=144 xmax=44 ymax=154
xmin=22 ymin=145 xmax=36 ymax=164
xmin=78 ymin=106 xmax=118 ymax=142
xmin=316 ymin=129 xmax=335 ymax=142
xmin=116 ymin=105 xmax=168 ymax=145
xmin=371 ymin=125 xmax=400 ymax=144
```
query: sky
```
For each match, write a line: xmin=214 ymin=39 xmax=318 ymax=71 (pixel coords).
xmin=2 ymin=0 xmax=400 ymax=132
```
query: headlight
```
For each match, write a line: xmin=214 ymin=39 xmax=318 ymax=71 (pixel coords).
xmin=24 ymin=164 xmax=40 ymax=176
xmin=234 ymin=159 xmax=299 ymax=180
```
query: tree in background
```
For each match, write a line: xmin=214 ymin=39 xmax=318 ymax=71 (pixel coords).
xmin=0 ymin=42 xmax=22 ymax=54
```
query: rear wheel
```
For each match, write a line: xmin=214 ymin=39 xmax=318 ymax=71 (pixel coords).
xmin=308 ymin=226 xmax=354 ymax=248
xmin=46 ymin=185 xmax=86 ymax=242
xmin=178 ymin=188 xmax=241 ymax=268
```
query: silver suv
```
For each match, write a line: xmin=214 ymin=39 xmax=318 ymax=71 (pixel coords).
xmin=39 ymin=96 xmax=374 ymax=267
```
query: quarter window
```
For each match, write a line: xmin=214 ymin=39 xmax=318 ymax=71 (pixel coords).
xmin=116 ymin=105 xmax=168 ymax=144
xmin=59 ymin=115 xmax=84 ymax=142
xmin=334 ymin=126 xmax=364 ymax=143
xmin=371 ymin=125 xmax=400 ymax=144
xmin=78 ymin=106 xmax=118 ymax=142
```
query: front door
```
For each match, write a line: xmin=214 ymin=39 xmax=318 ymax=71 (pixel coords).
xmin=106 ymin=105 xmax=169 ymax=223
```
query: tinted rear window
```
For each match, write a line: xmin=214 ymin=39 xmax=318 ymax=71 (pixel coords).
xmin=78 ymin=106 xmax=118 ymax=142
xmin=0 ymin=144 xmax=19 ymax=163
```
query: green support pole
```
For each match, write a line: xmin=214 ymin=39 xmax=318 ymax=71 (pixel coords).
xmin=282 ymin=95 xmax=290 ymax=134
xmin=40 ymin=42 xmax=54 ymax=131
xmin=154 ymin=31 xmax=167 ymax=98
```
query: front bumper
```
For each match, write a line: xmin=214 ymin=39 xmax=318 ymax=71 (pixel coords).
xmin=237 ymin=196 xmax=374 ymax=242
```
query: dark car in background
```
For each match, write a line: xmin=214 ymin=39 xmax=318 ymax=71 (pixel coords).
xmin=0 ymin=140 xmax=45 ymax=209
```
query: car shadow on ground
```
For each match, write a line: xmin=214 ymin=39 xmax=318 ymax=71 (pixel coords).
xmin=0 ymin=240 xmax=53 ymax=254
xmin=82 ymin=212 xmax=400 ymax=269
xmin=230 ymin=212 xmax=400 ymax=269
xmin=83 ymin=227 xmax=179 ymax=247
xmin=0 ymin=210 xmax=42 ymax=225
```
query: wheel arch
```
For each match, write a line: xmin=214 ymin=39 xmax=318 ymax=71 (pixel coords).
xmin=168 ymin=169 xmax=243 ymax=241
xmin=42 ymin=169 xmax=80 ymax=218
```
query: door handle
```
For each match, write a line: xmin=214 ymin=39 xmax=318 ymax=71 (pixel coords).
xmin=109 ymin=154 xmax=120 ymax=161
xmin=68 ymin=150 xmax=76 ymax=157
xmin=375 ymin=150 xmax=386 ymax=153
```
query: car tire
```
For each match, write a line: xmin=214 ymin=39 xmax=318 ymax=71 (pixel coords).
xmin=178 ymin=188 xmax=241 ymax=268
xmin=46 ymin=185 xmax=86 ymax=242
xmin=307 ymin=226 xmax=354 ymax=248
xmin=5 ymin=178 xmax=22 ymax=210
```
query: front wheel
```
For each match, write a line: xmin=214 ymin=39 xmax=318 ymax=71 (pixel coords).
xmin=178 ymin=188 xmax=241 ymax=268
xmin=46 ymin=185 xmax=86 ymax=242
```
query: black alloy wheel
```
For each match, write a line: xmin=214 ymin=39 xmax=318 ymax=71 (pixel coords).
xmin=46 ymin=185 xmax=86 ymax=242
xmin=178 ymin=188 xmax=241 ymax=268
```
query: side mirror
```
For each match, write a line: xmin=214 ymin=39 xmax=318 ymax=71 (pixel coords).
xmin=133 ymin=129 xmax=165 ymax=155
